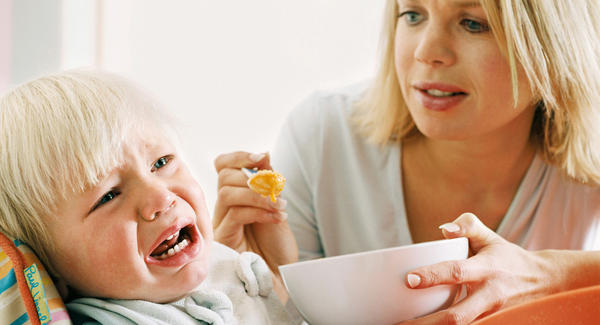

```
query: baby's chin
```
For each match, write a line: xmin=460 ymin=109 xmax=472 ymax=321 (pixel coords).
xmin=145 ymin=253 xmax=212 ymax=303
xmin=70 ymin=241 xmax=213 ymax=303
xmin=73 ymin=258 xmax=211 ymax=303
xmin=151 ymin=276 xmax=210 ymax=303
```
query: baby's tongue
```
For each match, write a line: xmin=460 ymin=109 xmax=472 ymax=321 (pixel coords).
xmin=151 ymin=233 xmax=180 ymax=256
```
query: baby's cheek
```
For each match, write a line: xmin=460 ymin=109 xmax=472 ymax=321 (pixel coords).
xmin=86 ymin=227 xmax=137 ymax=270
xmin=84 ymin=238 xmax=145 ymax=296
xmin=198 ymin=212 xmax=214 ymax=242
xmin=184 ymin=179 xmax=213 ymax=241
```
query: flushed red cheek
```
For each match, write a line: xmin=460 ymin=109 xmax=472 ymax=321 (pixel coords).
xmin=84 ymin=228 xmax=138 ymax=272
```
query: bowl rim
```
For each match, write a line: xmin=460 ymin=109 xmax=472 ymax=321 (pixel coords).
xmin=279 ymin=237 xmax=468 ymax=271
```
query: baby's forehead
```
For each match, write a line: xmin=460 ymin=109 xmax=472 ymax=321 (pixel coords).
xmin=79 ymin=133 xmax=179 ymax=185
xmin=122 ymin=135 xmax=178 ymax=160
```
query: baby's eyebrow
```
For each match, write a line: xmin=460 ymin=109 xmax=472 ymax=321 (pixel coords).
xmin=83 ymin=170 xmax=116 ymax=196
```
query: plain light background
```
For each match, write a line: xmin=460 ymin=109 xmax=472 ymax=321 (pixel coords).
xmin=2 ymin=0 xmax=386 ymax=211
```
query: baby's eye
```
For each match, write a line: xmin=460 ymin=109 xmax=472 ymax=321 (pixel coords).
xmin=399 ymin=11 xmax=423 ymax=25
xmin=151 ymin=155 xmax=173 ymax=172
xmin=460 ymin=19 xmax=489 ymax=33
xmin=92 ymin=190 xmax=120 ymax=211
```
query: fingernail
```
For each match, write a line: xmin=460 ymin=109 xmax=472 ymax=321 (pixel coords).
xmin=407 ymin=274 xmax=421 ymax=288
xmin=439 ymin=223 xmax=460 ymax=233
xmin=249 ymin=153 xmax=265 ymax=162
xmin=272 ymin=198 xmax=287 ymax=209
xmin=276 ymin=212 xmax=288 ymax=221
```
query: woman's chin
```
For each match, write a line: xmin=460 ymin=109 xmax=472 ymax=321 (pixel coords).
xmin=414 ymin=124 xmax=475 ymax=142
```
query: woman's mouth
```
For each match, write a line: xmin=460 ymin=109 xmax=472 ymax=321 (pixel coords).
xmin=423 ymin=89 xmax=466 ymax=97
xmin=415 ymin=86 xmax=468 ymax=111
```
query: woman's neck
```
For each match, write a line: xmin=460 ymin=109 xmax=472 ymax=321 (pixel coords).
xmin=402 ymin=131 xmax=536 ymax=242
xmin=407 ymin=97 xmax=539 ymax=191
xmin=414 ymin=134 xmax=536 ymax=193
xmin=401 ymin=106 xmax=539 ymax=242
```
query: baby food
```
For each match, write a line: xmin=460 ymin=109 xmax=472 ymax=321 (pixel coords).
xmin=247 ymin=169 xmax=286 ymax=202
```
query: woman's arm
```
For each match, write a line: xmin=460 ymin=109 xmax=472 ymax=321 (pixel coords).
xmin=537 ymin=249 xmax=600 ymax=293
xmin=399 ymin=213 xmax=600 ymax=325
xmin=271 ymin=271 xmax=289 ymax=304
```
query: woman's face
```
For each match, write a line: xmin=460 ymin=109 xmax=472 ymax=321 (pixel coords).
xmin=394 ymin=0 xmax=536 ymax=141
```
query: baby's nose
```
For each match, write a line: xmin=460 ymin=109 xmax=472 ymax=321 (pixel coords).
xmin=139 ymin=185 xmax=176 ymax=221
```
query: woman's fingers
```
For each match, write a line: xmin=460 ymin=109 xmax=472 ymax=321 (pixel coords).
xmin=440 ymin=212 xmax=505 ymax=252
xmin=213 ymin=150 xmax=286 ymax=251
xmin=400 ymin=286 xmax=501 ymax=325
xmin=405 ymin=258 xmax=487 ymax=289
xmin=211 ymin=150 xmax=296 ymax=265
xmin=217 ymin=167 xmax=249 ymax=188
xmin=213 ymin=185 xmax=286 ymax=226
xmin=216 ymin=206 xmax=287 ymax=233
xmin=398 ymin=213 xmax=555 ymax=324
xmin=214 ymin=151 xmax=272 ymax=172
xmin=213 ymin=206 xmax=288 ymax=250
xmin=406 ymin=213 xmax=503 ymax=288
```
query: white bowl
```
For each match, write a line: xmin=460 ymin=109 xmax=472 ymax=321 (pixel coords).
xmin=279 ymin=237 xmax=468 ymax=325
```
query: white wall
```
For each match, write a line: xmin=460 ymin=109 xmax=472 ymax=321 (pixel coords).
xmin=98 ymin=0 xmax=385 ymax=211
xmin=4 ymin=0 xmax=62 ymax=89
xmin=10 ymin=0 xmax=386 ymax=212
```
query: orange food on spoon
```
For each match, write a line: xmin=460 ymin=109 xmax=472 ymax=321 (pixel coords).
xmin=246 ymin=169 xmax=286 ymax=202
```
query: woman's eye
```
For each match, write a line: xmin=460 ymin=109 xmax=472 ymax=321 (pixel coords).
xmin=152 ymin=156 xmax=172 ymax=172
xmin=92 ymin=190 xmax=120 ymax=211
xmin=399 ymin=11 xmax=423 ymax=25
xmin=461 ymin=19 xmax=489 ymax=33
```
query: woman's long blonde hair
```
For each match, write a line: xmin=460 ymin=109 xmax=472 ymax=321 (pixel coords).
xmin=353 ymin=0 xmax=600 ymax=183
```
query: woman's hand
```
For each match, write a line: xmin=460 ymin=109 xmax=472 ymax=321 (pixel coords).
xmin=399 ymin=213 xmax=566 ymax=325
xmin=213 ymin=151 xmax=298 ymax=276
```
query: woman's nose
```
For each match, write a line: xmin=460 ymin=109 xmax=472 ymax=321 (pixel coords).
xmin=413 ymin=24 xmax=456 ymax=67
xmin=138 ymin=180 xmax=176 ymax=222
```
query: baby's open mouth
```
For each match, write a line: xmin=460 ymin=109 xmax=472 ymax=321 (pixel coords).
xmin=150 ymin=225 xmax=193 ymax=260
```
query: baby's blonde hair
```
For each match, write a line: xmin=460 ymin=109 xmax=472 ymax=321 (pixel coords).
xmin=353 ymin=0 xmax=600 ymax=183
xmin=0 ymin=70 xmax=178 ymax=272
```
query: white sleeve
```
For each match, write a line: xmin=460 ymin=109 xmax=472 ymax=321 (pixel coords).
xmin=271 ymin=92 xmax=325 ymax=261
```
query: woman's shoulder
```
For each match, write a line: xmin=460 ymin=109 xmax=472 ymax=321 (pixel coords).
xmin=543 ymin=160 xmax=600 ymax=192
xmin=541 ymin=159 xmax=600 ymax=210
xmin=508 ymin=154 xmax=600 ymax=221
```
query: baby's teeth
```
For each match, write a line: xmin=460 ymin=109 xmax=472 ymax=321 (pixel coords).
xmin=166 ymin=230 xmax=180 ymax=241
xmin=178 ymin=239 xmax=188 ymax=250
xmin=156 ymin=238 xmax=190 ymax=260
xmin=175 ymin=239 xmax=188 ymax=253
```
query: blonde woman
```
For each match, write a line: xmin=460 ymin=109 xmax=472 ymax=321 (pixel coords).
xmin=213 ymin=0 xmax=600 ymax=323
